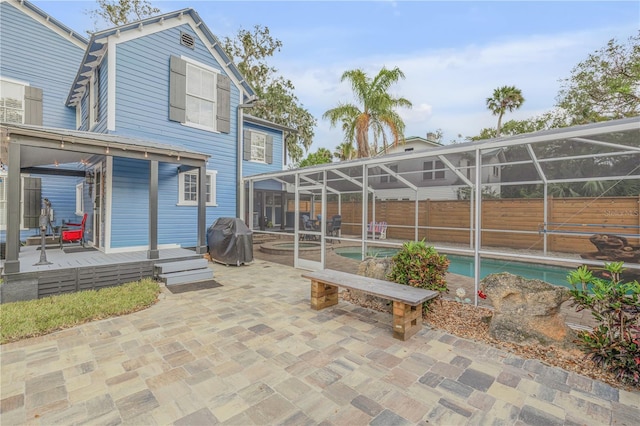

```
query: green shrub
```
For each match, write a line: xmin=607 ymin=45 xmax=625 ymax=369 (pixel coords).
xmin=568 ymin=262 xmax=640 ymax=387
xmin=387 ymin=240 xmax=450 ymax=310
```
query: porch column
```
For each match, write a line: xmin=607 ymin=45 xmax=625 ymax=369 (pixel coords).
xmin=196 ymin=165 xmax=207 ymax=254
xmin=147 ymin=160 xmax=159 ymax=259
xmin=5 ymin=141 xmax=21 ymax=273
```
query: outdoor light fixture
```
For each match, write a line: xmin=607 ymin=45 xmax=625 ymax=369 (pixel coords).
xmin=144 ymin=150 xmax=148 ymax=158
xmin=60 ymin=138 xmax=64 ymax=148
xmin=105 ymin=145 xmax=110 ymax=154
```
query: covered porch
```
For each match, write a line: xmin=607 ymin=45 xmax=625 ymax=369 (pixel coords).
xmin=1 ymin=124 xmax=211 ymax=301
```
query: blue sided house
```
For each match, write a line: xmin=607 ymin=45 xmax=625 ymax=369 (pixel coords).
xmin=0 ymin=0 xmax=291 ymax=298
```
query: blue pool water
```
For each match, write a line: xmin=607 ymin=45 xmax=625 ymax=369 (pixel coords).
xmin=334 ymin=247 xmax=572 ymax=287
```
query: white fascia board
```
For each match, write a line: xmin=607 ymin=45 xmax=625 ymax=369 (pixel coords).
xmin=107 ymin=38 xmax=116 ymax=131
xmin=7 ymin=0 xmax=87 ymax=49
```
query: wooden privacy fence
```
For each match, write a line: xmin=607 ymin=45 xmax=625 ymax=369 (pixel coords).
xmin=322 ymin=196 xmax=640 ymax=255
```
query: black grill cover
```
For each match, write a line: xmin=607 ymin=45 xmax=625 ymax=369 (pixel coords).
xmin=207 ymin=218 xmax=253 ymax=265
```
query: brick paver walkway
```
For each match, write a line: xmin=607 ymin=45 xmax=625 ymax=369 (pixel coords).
xmin=1 ymin=259 xmax=638 ymax=425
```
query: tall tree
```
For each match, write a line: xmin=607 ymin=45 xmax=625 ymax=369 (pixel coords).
xmin=87 ymin=0 xmax=159 ymax=28
xmin=297 ymin=148 xmax=333 ymax=168
xmin=557 ymin=32 xmax=640 ymax=124
xmin=323 ymin=67 xmax=412 ymax=158
xmin=222 ymin=25 xmax=316 ymax=163
xmin=485 ymin=85 xmax=525 ymax=137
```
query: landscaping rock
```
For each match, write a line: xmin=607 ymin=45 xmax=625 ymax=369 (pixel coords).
xmin=345 ymin=257 xmax=394 ymax=312
xmin=480 ymin=273 xmax=576 ymax=349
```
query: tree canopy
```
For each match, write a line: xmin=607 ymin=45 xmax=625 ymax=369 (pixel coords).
xmin=222 ymin=25 xmax=316 ymax=163
xmin=557 ymin=32 xmax=640 ymax=124
xmin=323 ymin=67 xmax=412 ymax=158
xmin=485 ymin=85 xmax=525 ymax=137
xmin=87 ymin=0 xmax=159 ymax=29
xmin=297 ymin=148 xmax=333 ymax=168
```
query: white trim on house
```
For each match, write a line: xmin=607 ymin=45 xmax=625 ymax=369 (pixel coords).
xmin=177 ymin=169 xmax=217 ymax=206
xmin=107 ymin=38 xmax=116 ymax=131
xmin=104 ymin=156 xmax=113 ymax=252
xmin=75 ymin=182 xmax=84 ymax=215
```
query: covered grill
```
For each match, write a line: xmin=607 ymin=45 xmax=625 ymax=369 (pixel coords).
xmin=207 ymin=218 xmax=253 ymax=266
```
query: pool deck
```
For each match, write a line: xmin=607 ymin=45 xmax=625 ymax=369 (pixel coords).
xmin=1 ymin=258 xmax=638 ymax=425
xmin=253 ymin=238 xmax=598 ymax=329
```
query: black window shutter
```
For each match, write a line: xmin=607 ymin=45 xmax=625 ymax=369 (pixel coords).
xmin=243 ymin=130 xmax=252 ymax=160
xmin=216 ymin=74 xmax=231 ymax=133
xmin=23 ymin=177 xmax=41 ymax=228
xmin=265 ymin=135 xmax=273 ymax=164
xmin=24 ymin=86 xmax=43 ymax=125
xmin=169 ymin=56 xmax=187 ymax=122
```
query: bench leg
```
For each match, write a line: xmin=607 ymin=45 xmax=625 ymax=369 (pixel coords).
xmin=392 ymin=301 xmax=422 ymax=341
xmin=310 ymin=280 xmax=338 ymax=310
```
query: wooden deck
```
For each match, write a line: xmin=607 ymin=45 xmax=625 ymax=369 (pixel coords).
xmin=7 ymin=245 xmax=201 ymax=273
xmin=1 ymin=246 xmax=204 ymax=303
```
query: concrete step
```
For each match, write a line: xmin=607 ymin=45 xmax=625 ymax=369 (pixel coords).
xmin=159 ymin=268 xmax=214 ymax=286
xmin=155 ymin=258 xmax=209 ymax=275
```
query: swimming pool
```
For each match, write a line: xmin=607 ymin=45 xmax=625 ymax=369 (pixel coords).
xmin=333 ymin=246 xmax=573 ymax=287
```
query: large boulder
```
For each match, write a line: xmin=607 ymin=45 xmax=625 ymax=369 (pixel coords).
xmin=480 ymin=273 xmax=576 ymax=349
xmin=345 ymin=257 xmax=394 ymax=312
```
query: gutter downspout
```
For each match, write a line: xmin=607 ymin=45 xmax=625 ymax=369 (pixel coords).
xmin=236 ymin=97 xmax=257 ymax=220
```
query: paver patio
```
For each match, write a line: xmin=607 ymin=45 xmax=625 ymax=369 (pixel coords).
xmin=1 ymin=259 xmax=638 ymax=425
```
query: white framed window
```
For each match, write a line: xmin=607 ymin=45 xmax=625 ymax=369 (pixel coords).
xmin=75 ymin=183 xmax=84 ymax=215
xmin=423 ymin=160 xmax=445 ymax=180
xmin=250 ymin=132 xmax=267 ymax=162
xmin=178 ymin=170 xmax=217 ymax=206
xmin=0 ymin=78 xmax=25 ymax=124
xmin=493 ymin=165 xmax=500 ymax=177
xmin=185 ymin=63 xmax=217 ymax=130
xmin=380 ymin=164 xmax=398 ymax=183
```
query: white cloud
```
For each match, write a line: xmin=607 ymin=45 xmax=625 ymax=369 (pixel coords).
xmin=275 ymin=24 xmax=637 ymax=152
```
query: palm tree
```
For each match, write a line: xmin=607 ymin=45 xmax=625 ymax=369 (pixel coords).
xmin=333 ymin=141 xmax=357 ymax=161
xmin=486 ymin=85 xmax=525 ymax=137
xmin=323 ymin=67 xmax=412 ymax=158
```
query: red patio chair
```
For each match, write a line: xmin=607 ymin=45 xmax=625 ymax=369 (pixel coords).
xmin=60 ymin=213 xmax=87 ymax=249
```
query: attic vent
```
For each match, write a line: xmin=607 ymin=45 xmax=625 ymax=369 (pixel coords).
xmin=180 ymin=32 xmax=195 ymax=49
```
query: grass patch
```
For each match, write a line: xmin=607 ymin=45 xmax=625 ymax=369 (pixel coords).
xmin=0 ymin=278 xmax=160 ymax=344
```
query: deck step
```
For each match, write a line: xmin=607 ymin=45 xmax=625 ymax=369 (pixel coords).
xmin=159 ymin=268 xmax=214 ymax=286
xmin=155 ymin=258 xmax=209 ymax=275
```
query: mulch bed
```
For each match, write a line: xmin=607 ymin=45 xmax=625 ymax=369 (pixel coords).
xmin=341 ymin=291 xmax=636 ymax=392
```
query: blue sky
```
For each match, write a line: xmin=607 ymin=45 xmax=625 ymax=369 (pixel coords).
xmin=34 ymin=0 xmax=639 ymax=154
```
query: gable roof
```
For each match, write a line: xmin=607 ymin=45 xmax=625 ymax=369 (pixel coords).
xmin=66 ymin=8 xmax=255 ymax=106
xmin=3 ymin=0 xmax=87 ymax=48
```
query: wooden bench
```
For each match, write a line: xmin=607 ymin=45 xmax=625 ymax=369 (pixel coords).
xmin=301 ymin=269 xmax=438 ymax=341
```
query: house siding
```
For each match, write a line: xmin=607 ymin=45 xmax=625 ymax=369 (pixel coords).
xmin=243 ymin=122 xmax=284 ymax=191
xmin=107 ymin=24 xmax=240 ymax=248
xmin=0 ymin=1 xmax=84 ymax=129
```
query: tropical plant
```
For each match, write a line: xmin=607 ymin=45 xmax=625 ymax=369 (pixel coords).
xmin=323 ymin=67 xmax=412 ymax=158
xmin=568 ymin=263 xmax=640 ymax=387
xmin=387 ymin=240 xmax=450 ymax=311
xmin=486 ymin=85 xmax=525 ymax=137
xmin=333 ymin=141 xmax=357 ymax=161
